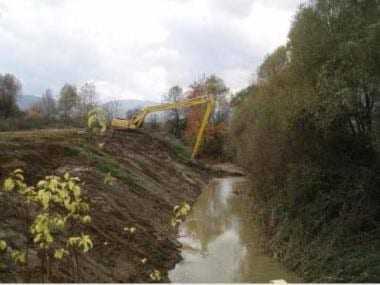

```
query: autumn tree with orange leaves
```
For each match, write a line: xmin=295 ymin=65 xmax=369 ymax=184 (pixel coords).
xmin=184 ymin=75 xmax=231 ymax=159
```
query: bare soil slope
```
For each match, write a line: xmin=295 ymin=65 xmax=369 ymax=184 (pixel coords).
xmin=0 ymin=129 xmax=209 ymax=282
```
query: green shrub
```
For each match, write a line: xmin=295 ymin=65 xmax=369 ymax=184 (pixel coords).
xmin=231 ymin=0 xmax=380 ymax=282
xmin=2 ymin=169 xmax=93 ymax=282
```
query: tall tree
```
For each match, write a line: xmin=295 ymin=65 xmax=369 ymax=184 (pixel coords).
xmin=58 ymin=84 xmax=78 ymax=122
xmin=104 ymin=99 xmax=122 ymax=121
xmin=231 ymin=1 xmax=380 ymax=281
xmin=184 ymin=75 xmax=230 ymax=158
xmin=204 ymin=75 xmax=229 ymax=124
xmin=78 ymin=82 xmax=98 ymax=118
xmin=39 ymin=89 xmax=56 ymax=120
xmin=288 ymin=0 xmax=380 ymax=137
xmin=185 ymin=75 xmax=229 ymax=141
xmin=0 ymin=73 xmax=21 ymax=118
xmin=163 ymin=86 xmax=183 ymax=138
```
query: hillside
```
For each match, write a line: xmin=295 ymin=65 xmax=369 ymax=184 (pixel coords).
xmin=0 ymin=129 xmax=210 ymax=282
xmin=17 ymin=95 xmax=41 ymax=110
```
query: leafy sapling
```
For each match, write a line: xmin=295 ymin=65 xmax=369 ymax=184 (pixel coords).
xmin=29 ymin=172 xmax=93 ymax=282
xmin=87 ymin=107 xmax=107 ymax=136
xmin=2 ymin=169 xmax=93 ymax=282
xmin=149 ymin=269 xmax=162 ymax=282
xmin=171 ymin=202 xmax=191 ymax=227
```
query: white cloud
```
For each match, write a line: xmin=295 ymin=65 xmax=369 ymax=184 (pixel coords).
xmin=0 ymin=0 xmax=302 ymax=102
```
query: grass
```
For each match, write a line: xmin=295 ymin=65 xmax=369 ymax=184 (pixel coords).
xmin=0 ymin=128 xmax=83 ymax=142
xmin=171 ymin=141 xmax=192 ymax=161
xmin=0 ymin=128 xmax=180 ymax=194
xmin=75 ymin=143 xmax=144 ymax=192
xmin=0 ymin=128 xmax=145 ymax=193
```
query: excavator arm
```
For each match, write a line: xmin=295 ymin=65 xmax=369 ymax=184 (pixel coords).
xmin=111 ymin=95 xmax=215 ymax=159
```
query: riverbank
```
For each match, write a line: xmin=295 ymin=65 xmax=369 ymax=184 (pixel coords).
xmin=0 ymin=129 xmax=210 ymax=282
xmin=237 ymin=164 xmax=380 ymax=283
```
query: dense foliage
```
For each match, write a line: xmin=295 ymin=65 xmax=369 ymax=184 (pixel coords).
xmin=232 ymin=0 xmax=380 ymax=282
xmin=0 ymin=73 xmax=21 ymax=119
xmin=185 ymin=75 xmax=231 ymax=160
xmin=0 ymin=77 xmax=101 ymax=131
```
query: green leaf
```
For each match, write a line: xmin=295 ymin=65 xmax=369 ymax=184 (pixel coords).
xmin=100 ymin=123 xmax=107 ymax=135
xmin=38 ymin=191 xmax=51 ymax=209
xmin=14 ymin=173 xmax=24 ymax=181
xmin=54 ymin=248 xmax=69 ymax=260
xmin=81 ymin=215 xmax=91 ymax=224
xmin=54 ymin=217 xmax=66 ymax=229
xmin=183 ymin=202 xmax=191 ymax=212
xmin=13 ymin=169 xmax=23 ymax=174
xmin=78 ymin=234 xmax=93 ymax=253
xmin=0 ymin=240 xmax=7 ymax=251
xmin=67 ymin=236 xmax=81 ymax=247
xmin=3 ymin=178 xmax=15 ymax=192
xmin=72 ymin=185 xmax=81 ymax=198
xmin=37 ymin=180 xmax=47 ymax=187
xmin=11 ymin=250 xmax=26 ymax=265
xmin=171 ymin=218 xmax=180 ymax=227
xmin=150 ymin=269 xmax=161 ymax=281
xmin=33 ymin=233 xmax=42 ymax=243
xmin=87 ymin=115 xmax=97 ymax=129
xmin=80 ymin=202 xmax=89 ymax=212
xmin=104 ymin=172 xmax=114 ymax=186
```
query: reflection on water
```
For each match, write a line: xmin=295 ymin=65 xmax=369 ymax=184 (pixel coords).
xmin=169 ymin=177 xmax=300 ymax=283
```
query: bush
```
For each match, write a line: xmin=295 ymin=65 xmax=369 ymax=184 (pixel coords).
xmin=231 ymin=0 xmax=380 ymax=282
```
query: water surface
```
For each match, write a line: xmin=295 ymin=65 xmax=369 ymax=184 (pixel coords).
xmin=169 ymin=177 xmax=299 ymax=283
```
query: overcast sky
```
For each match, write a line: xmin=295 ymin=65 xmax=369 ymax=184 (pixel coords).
xmin=0 ymin=0 xmax=303 ymax=102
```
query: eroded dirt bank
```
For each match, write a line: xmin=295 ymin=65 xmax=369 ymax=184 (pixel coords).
xmin=0 ymin=129 xmax=210 ymax=282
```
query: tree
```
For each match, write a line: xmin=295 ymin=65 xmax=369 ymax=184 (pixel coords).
xmin=288 ymin=0 xmax=380 ymax=137
xmin=126 ymin=107 xmax=141 ymax=119
xmin=149 ymin=113 xmax=159 ymax=129
xmin=184 ymin=81 xmax=206 ymax=144
xmin=204 ymin=75 xmax=229 ymax=124
xmin=163 ymin=86 xmax=184 ymax=138
xmin=39 ymin=89 xmax=56 ymax=120
xmin=0 ymin=73 xmax=21 ymax=119
xmin=58 ymin=84 xmax=79 ymax=122
xmin=258 ymin=46 xmax=289 ymax=81
xmin=104 ymin=99 xmax=122 ymax=121
xmin=185 ymin=75 xmax=230 ymax=158
xmin=78 ymin=82 xmax=98 ymax=119
xmin=27 ymin=102 xmax=44 ymax=120
xmin=231 ymin=1 xmax=380 ymax=281
xmin=230 ymin=85 xmax=256 ymax=107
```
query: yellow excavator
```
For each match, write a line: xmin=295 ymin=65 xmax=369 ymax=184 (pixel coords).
xmin=111 ymin=95 xmax=215 ymax=159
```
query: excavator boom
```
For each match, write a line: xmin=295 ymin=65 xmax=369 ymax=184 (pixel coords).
xmin=111 ymin=95 xmax=215 ymax=159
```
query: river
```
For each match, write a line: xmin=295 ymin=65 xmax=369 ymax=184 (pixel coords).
xmin=169 ymin=177 xmax=300 ymax=283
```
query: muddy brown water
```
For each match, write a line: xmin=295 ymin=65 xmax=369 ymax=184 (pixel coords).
xmin=169 ymin=177 xmax=300 ymax=283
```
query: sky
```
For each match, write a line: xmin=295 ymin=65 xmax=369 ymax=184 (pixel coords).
xmin=0 ymin=0 xmax=303 ymax=102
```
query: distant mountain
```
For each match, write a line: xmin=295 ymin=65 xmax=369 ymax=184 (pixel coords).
xmin=17 ymin=95 xmax=41 ymax=110
xmin=17 ymin=96 xmax=161 ymax=118
xmin=102 ymin=99 xmax=157 ymax=118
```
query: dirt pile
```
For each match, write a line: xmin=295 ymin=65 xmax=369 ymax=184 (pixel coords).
xmin=0 ymin=129 xmax=209 ymax=282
